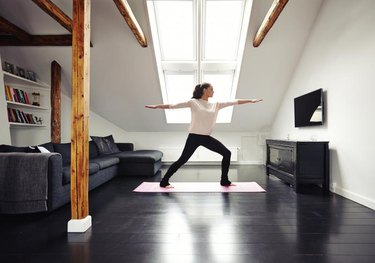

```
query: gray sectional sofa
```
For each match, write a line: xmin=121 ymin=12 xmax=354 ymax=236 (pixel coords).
xmin=0 ymin=137 xmax=163 ymax=214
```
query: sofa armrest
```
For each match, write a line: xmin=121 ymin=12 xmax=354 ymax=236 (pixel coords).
xmin=116 ymin=143 xmax=134 ymax=152
xmin=0 ymin=153 xmax=63 ymax=213
xmin=46 ymin=153 xmax=64 ymax=192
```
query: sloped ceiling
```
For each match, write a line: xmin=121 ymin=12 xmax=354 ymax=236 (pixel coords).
xmin=0 ymin=0 xmax=323 ymax=132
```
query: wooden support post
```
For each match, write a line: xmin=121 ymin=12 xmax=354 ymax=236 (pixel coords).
xmin=68 ymin=0 xmax=91 ymax=232
xmin=51 ymin=61 xmax=61 ymax=143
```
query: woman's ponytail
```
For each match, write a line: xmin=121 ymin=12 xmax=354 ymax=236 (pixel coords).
xmin=192 ymin=83 xmax=211 ymax=99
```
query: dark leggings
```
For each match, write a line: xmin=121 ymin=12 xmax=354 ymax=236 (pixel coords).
xmin=163 ymin=133 xmax=231 ymax=181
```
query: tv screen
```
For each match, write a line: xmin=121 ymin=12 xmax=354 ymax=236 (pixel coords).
xmin=294 ymin=88 xmax=324 ymax=127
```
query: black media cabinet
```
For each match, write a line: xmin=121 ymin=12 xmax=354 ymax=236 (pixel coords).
xmin=266 ymin=139 xmax=329 ymax=193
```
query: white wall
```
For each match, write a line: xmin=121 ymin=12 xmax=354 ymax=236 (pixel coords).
xmin=60 ymin=94 xmax=129 ymax=143
xmin=271 ymin=0 xmax=375 ymax=209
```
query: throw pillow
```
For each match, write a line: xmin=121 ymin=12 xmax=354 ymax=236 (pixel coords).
xmin=39 ymin=142 xmax=54 ymax=152
xmin=90 ymin=135 xmax=120 ymax=155
xmin=37 ymin=146 xmax=51 ymax=153
xmin=0 ymin=145 xmax=28 ymax=152
xmin=53 ymin=143 xmax=71 ymax=164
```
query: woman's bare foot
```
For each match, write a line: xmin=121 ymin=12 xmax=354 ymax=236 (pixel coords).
xmin=160 ymin=179 xmax=173 ymax=188
xmin=220 ymin=179 xmax=235 ymax=186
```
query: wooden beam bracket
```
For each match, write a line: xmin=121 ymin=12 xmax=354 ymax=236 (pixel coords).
xmin=253 ymin=0 xmax=289 ymax=47
xmin=32 ymin=0 xmax=73 ymax=33
xmin=113 ymin=0 xmax=147 ymax=47
xmin=0 ymin=15 xmax=32 ymax=42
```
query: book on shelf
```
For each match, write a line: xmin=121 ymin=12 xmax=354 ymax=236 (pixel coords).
xmin=20 ymin=111 xmax=28 ymax=123
xmin=26 ymin=113 xmax=35 ymax=124
xmin=24 ymin=91 xmax=30 ymax=104
xmin=5 ymin=85 xmax=12 ymax=101
xmin=15 ymin=109 xmax=22 ymax=123
xmin=10 ymin=87 xmax=17 ymax=101
xmin=7 ymin=108 xmax=14 ymax=122
xmin=17 ymin=89 xmax=27 ymax=104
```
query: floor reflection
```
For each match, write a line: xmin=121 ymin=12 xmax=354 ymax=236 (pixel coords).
xmin=159 ymin=186 xmax=238 ymax=258
xmin=67 ymin=231 xmax=92 ymax=263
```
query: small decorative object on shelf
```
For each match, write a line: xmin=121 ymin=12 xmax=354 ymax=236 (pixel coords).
xmin=36 ymin=117 xmax=43 ymax=125
xmin=4 ymin=62 xmax=15 ymax=74
xmin=16 ymin=66 xmax=26 ymax=78
xmin=32 ymin=92 xmax=40 ymax=106
xmin=27 ymin=70 xmax=36 ymax=81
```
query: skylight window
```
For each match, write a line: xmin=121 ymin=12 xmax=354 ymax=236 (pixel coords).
xmin=147 ymin=0 xmax=253 ymax=123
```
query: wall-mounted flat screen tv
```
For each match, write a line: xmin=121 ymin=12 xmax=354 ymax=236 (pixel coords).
xmin=294 ymin=88 xmax=324 ymax=127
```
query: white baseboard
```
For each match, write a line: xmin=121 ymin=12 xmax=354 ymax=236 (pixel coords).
xmin=331 ymin=184 xmax=375 ymax=210
xmin=67 ymin=215 xmax=92 ymax=233
xmin=161 ymin=161 xmax=264 ymax=166
xmin=236 ymin=161 xmax=264 ymax=165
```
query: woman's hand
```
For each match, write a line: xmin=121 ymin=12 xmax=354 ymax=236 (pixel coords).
xmin=145 ymin=105 xmax=158 ymax=109
xmin=145 ymin=104 xmax=170 ymax=109
xmin=237 ymin=99 xmax=263 ymax=104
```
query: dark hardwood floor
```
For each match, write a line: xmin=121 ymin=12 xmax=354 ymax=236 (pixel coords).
xmin=1 ymin=164 xmax=375 ymax=263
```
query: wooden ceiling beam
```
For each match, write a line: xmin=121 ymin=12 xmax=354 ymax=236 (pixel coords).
xmin=0 ymin=35 xmax=94 ymax=47
xmin=253 ymin=0 xmax=289 ymax=47
xmin=32 ymin=0 xmax=73 ymax=33
xmin=0 ymin=15 xmax=32 ymax=42
xmin=113 ymin=0 xmax=147 ymax=47
xmin=0 ymin=35 xmax=72 ymax=46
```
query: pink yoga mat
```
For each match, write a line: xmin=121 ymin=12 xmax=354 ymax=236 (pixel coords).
xmin=133 ymin=182 xmax=266 ymax=193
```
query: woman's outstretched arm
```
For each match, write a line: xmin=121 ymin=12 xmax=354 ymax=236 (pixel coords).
xmin=145 ymin=104 xmax=171 ymax=109
xmin=146 ymin=101 xmax=191 ymax=109
xmin=237 ymin=99 xmax=263 ymax=104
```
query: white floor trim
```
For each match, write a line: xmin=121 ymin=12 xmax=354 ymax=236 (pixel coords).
xmin=67 ymin=215 xmax=92 ymax=233
xmin=331 ymin=184 xmax=375 ymax=210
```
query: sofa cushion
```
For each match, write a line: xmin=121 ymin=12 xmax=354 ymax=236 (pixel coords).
xmin=90 ymin=135 xmax=120 ymax=155
xmin=53 ymin=143 xmax=71 ymax=165
xmin=115 ymin=150 xmax=163 ymax=163
xmin=62 ymin=162 xmax=100 ymax=185
xmin=90 ymin=156 xmax=120 ymax=169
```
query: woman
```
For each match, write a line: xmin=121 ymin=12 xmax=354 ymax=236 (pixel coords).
xmin=146 ymin=83 xmax=262 ymax=188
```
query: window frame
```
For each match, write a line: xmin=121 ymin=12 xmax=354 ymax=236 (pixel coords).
xmin=146 ymin=0 xmax=253 ymax=124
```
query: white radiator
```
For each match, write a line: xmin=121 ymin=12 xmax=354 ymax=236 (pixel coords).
xmin=158 ymin=147 xmax=239 ymax=163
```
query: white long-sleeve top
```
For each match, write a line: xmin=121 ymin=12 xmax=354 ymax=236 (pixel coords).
xmin=169 ymin=99 xmax=239 ymax=135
